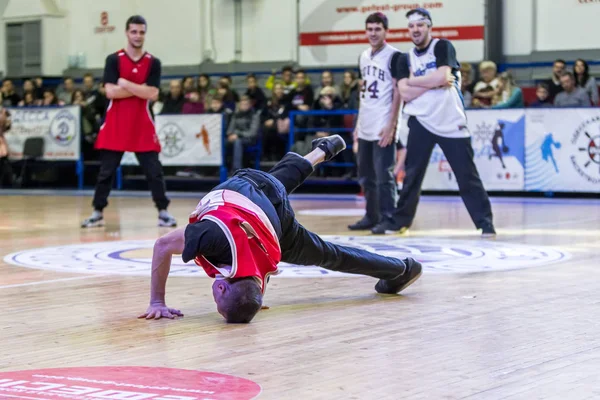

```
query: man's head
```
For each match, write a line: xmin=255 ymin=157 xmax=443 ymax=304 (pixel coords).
xmin=281 ymin=66 xmax=294 ymax=84
xmin=63 ymin=77 xmax=75 ymax=92
xmin=212 ymin=277 xmax=263 ymax=323
xmin=365 ymin=12 xmax=388 ymax=49
xmin=169 ymin=79 xmax=182 ymax=98
xmin=83 ymin=73 xmax=95 ymax=91
xmin=553 ymin=59 xmax=566 ymax=79
xmin=406 ymin=8 xmax=432 ymax=48
xmin=295 ymin=70 xmax=306 ymax=89
xmin=536 ymin=82 xmax=549 ymax=102
xmin=125 ymin=15 xmax=147 ymax=49
xmin=210 ymin=95 xmax=223 ymax=112
xmin=560 ymin=71 xmax=575 ymax=92
xmin=239 ymin=95 xmax=252 ymax=112
xmin=246 ymin=73 xmax=257 ymax=89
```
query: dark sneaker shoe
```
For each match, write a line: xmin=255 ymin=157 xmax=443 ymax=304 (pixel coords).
xmin=348 ymin=217 xmax=376 ymax=231
xmin=481 ymin=223 xmax=496 ymax=239
xmin=371 ymin=220 xmax=408 ymax=235
xmin=311 ymin=134 xmax=346 ymax=161
xmin=375 ymin=258 xmax=422 ymax=294
xmin=81 ymin=215 xmax=104 ymax=228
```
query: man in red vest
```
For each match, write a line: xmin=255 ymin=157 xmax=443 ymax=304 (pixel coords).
xmin=139 ymin=135 xmax=422 ymax=323
xmin=82 ymin=15 xmax=176 ymax=228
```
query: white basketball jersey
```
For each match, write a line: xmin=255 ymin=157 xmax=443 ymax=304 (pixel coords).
xmin=403 ymin=38 xmax=469 ymax=139
xmin=357 ymin=43 xmax=400 ymax=141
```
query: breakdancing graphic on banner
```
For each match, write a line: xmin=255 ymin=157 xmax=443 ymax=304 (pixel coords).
xmin=410 ymin=109 xmax=525 ymax=191
xmin=526 ymin=108 xmax=600 ymax=192
xmin=122 ymin=114 xmax=222 ymax=166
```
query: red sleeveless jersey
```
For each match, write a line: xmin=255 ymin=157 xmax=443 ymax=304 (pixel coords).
xmin=95 ymin=50 xmax=161 ymax=152
xmin=188 ymin=190 xmax=281 ymax=293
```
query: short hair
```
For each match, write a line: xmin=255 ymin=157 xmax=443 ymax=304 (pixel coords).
xmin=295 ymin=69 xmax=306 ymax=76
xmin=240 ymin=95 xmax=251 ymax=102
xmin=560 ymin=71 xmax=574 ymax=80
xmin=126 ymin=15 xmax=147 ymax=31
xmin=554 ymin=59 xmax=566 ymax=66
xmin=246 ymin=73 xmax=257 ymax=80
xmin=478 ymin=60 xmax=497 ymax=72
xmin=83 ymin=73 xmax=94 ymax=80
xmin=282 ymin=65 xmax=294 ymax=73
xmin=365 ymin=12 xmax=388 ymax=29
xmin=537 ymin=82 xmax=550 ymax=91
xmin=212 ymin=94 xmax=224 ymax=102
xmin=222 ymin=278 xmax=263 ymax=323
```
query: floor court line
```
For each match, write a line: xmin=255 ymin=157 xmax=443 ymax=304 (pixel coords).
xmin=0 ymin=275 xmax=103 ymax=290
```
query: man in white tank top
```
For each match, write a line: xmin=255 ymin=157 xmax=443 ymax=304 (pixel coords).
xmin=349 ymin=12 xmax=403 ymax=234
xmin=372 ymin=8 xmax=495 ymax=237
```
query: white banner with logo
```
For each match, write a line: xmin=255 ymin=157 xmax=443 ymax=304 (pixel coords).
xmin=4 ymin=106 xmax=81 ymax=161
xmin=121 ymin=114 xmax=223 ymax=166
xmin=525 ymin=108 xmax=600 ymax=192
xmin=398 ymin=109 xmax=526 ymax=191
xmin=299 ymin=0 xmax=485 ymax=66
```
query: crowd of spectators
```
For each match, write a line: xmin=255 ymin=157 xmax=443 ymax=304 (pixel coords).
xmin=1 ymin=58 xmax=598 ymax=177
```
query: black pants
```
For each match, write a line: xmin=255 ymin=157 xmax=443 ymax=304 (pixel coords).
xmin=92 ymin=150 xmax=170 ymax=211
xmin=394 ymin=117 xmax=493 ymax=228
xmin=357 ymin=139 xmax=397 ymax=223
xmin=222 ymin=152 xmax=407 ymax=280
xmin=0 ymin=156 xmax=13 ymax=188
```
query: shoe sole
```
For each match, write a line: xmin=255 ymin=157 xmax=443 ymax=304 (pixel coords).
xmin=395 ymin=269 xmax=422 ymax=293
xmin=158 ymin=221 xmax=177 ymax=227
xmin=81 ymin=221 xmax=105 ymax=228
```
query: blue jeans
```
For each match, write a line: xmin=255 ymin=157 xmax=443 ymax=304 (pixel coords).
xmin=216 ymin=152 xmax=407 ymax=279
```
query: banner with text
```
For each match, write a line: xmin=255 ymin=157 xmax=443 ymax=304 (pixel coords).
xmin=525 ymin=108 xmax=600 ymax=192
xmin=299 ymin=0 xmax=485 ymax=66
xmin=121 ymin=114 xmax=223 ymax=166
xmin=397 ymin=109 xmax=526 ymax=191
xmin=4 ymin=106 xmax=81 ymax=161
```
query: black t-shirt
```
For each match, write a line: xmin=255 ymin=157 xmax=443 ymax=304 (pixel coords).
xmin=391 ymin=39 xmax=458 ymax=81
xmin=181 ymin=220 xmax=232 ymax=265
xmin=102 ymin=52 xmax=162 ymax=88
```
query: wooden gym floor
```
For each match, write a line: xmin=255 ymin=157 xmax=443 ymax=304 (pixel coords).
xmin=0 ymin=190 xmax=599 ymax=400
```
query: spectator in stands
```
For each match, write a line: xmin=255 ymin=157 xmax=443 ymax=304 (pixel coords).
xmin=160 ymin=79 xmax=185 ymax=114
xmin=42 ymin=89 xmax=64 ymax=106
xmin=0 ymin=108 xmax=13 ymax=188
xmin=460 ymin=62 xmax=474 ymax=108
xmin=226 ymin=95 xmax=260 ymax=172
xmin=340 ymin=70 xmax=359 ymax=109
xmin=554 ymin=71 xmax=591 ymax=107
xmin=57 ymin=77 xmax=75 ymax=105
xmin=245 ymin=73 xmax=266 ymax=111
xmin=545 ymin=59 xmax=566 ymax=102
xmin=312 ymin=86 xmax=352 ymax=177
xmin=182 ymin=90 xmax=205 ymax=114
xmin=265 ymin=65 xmax=296 ymax=95
xmin=529 ymin=82 xmax=553 ymax=108
xmin=219 ymin=75 xmax=240 ymax=103
xmin=22 ymin=79 xmax=37 ymax=100
xmin=491 ymin=72 xmax=523 ymax=109
xmin=216 ymin=81 xmax=237 ymax=112
xmin=73 ymin=89 xmax=100 ymax=159
xmin=206 ymin=94 xmax=233 ymax=129
xmin=1 ymin=79 xmax=21 ymax=106
xmin=18 ymin=92 xmax=38 ymax=107
xmin=182 ymin=76 xmax=196 ymax=95
xmin=198 ymin=74 xmax=216 ymax=109
xmin=574 ymin=59 xmax=598 ymax=105
xmin=82 ymin=73 xmax=107 ymax=120
xmin=316 ymin=70 xmax=337 ymax=96
xmin=33 ymin=77 xmax=44 ymax=99
xmin=287 ymin=69 xmax=314 ymax=138
xmin=471 ymin=61 xmax=498 ymax=108
xmin=261 ymin=82 xmax=291 ymax=161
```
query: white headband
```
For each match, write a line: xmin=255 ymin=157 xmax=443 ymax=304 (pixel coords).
xmin=408 ymin=13 xmax=432 ymax=26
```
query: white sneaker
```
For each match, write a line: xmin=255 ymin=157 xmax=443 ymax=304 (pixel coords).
xmin=158 ymin=212 xmax=177 ymax=227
